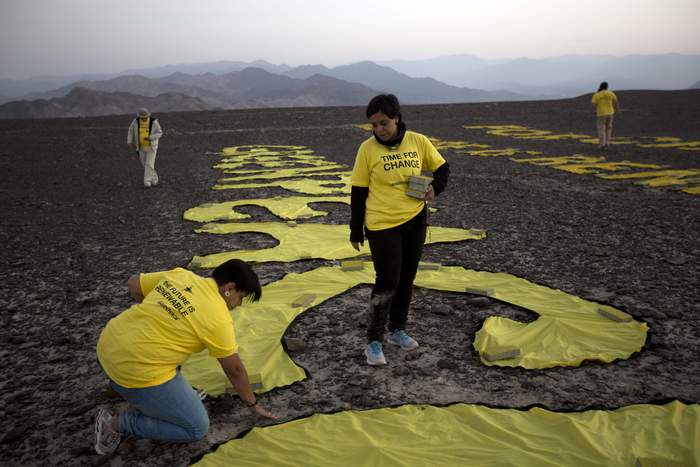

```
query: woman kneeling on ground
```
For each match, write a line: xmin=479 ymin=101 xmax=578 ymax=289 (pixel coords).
xmin=94 ymin=259 xmax=276 ymax=455
xmin=350 ymin=93 xmax=450 ymax=366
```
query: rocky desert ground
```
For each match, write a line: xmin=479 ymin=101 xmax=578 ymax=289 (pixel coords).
xmin=1 ymin=90 xmax=698 ymax=465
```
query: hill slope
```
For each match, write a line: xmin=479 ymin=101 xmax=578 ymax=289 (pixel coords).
xmin=0 ymin=87 xmax=210 ymax=119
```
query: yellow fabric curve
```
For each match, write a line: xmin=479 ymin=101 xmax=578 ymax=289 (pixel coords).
xmin=218 ymin=168 xmax=348 ymax=182
xmin=192 ymin=401 xmax=700 ymax=467
xmin=514 ymin=155 xmax=607 ymax=166
xmin=188 ymin=224 xmax=485 ymax=268
xmin=222 ymin=145 xmax=308 ymax=155
xmin=417 ymin=266 xmax=647 ymax=368
xmin=215 ymin=158 xmax=337 ymax=170
xmin=465 ymin=148 xmax=542 ymax=157
xmin=599 ymin=169 xmax=700 ymax=182
xmin=184 ymin=196 xmax=350 ymax=223
xmin=463 ymin=124 xmax=700 ymax=151
xmin=213 ymin=173 xmax=352 ymax=194
xmin=181 ymin=264 xmax=645 ymax=395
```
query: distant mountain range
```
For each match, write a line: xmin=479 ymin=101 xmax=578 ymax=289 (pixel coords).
xmin=379 ymin=53 xmax=700 ymax=97
xmin=0 ymin=59 xmax=291 ymax=101
xmin=0 ymin=64 xmax=522 ymax=119
xmin=0 ymin=87 xmax=210 ymax=119
xmin=1 ymin=53 xmax=698 ymax=118
xmin=283 ymin=61 xmax=520 ymax=104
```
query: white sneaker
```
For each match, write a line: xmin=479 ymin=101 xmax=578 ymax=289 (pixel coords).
xmin=94 ymin=408 xmax=121 ymax=455
xmin=144 ymin=182 xmax=151 ymax=188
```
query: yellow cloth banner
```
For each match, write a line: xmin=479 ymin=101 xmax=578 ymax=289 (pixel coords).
xmin=192 ymin=401 xmax=699 ymax=467
xmin=188 ymin=224 xmax=484 ymax=268
xmin=218 ymin=166 xmax=347 ymax=181
xmin=464 ymin=124 xmax=700 ymax=151
xmin=184 ymin=196 xmax=350 ymax=223
xmin=213 ymin=173 xmax=352 ymax=194
xmin=181 ymin=264 xmax=646 ymax=395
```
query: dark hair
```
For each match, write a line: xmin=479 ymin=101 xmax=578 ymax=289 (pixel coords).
xmin=598 ymin=81 xmax=608 ymax=92
xmin=366 ymin=94 xmax=402 ymax=122
xmin=212 ymin=259 xmax=261 ymax=303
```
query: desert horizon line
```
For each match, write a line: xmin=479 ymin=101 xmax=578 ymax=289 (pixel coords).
xmin=3 ymin=51 xmax=700 ymax=82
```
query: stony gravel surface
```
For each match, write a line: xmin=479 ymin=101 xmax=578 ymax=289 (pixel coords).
xmin=0 ymin=90 xmax=698 ymax=466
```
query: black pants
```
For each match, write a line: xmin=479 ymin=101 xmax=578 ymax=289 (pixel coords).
xmin=365 ymin=209 xmax=427 ymax=342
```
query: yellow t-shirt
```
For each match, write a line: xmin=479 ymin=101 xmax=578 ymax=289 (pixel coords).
xmin=138 ymin=118 xmax=151 ymax=148
xmin=592 ymin=90 xmax=617 ymax=117
xmin=352 ymin=131 xmax=446 ymax=230
xmin=97 ymin=268 xmax=237 ymax=388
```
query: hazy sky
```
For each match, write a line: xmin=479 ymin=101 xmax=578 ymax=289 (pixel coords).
xmin=1 ymin=0 xmax=699 ymax=79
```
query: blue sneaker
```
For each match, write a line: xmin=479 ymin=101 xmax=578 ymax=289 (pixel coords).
xmin=365 ymin=341 xmax=387 ymax=365
xmin=387 ymin=330 xmax=419 ymax=351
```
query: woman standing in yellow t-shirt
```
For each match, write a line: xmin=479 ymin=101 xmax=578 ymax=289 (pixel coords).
xmin=591 ymin=81 xmax=621 ymax=149
xmin=350 ymin=94 xmax=450 ymax=366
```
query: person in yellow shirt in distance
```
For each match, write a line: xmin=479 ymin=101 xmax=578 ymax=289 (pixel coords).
xmin=350 ymin=94 xmax=450 ymax=366
xmin=127 ymin=107 xmax=163 ymax=187
xmin=93 ymin=259 xmax=276 ymax=455
xmin=591 ymin=82 xmax=621 ymax=149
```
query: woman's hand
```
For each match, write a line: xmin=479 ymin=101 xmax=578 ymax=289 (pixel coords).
xmin=351 ymin=241 xmax=362 ymax=251
xmin=251 ymin=404 xmax=278 ymax=420
xmin=425 ymin=184 xmax=436 ymax=201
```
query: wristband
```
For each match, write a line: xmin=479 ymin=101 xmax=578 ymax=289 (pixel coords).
xmin=246 ymin=400 xmax=257 ymax=408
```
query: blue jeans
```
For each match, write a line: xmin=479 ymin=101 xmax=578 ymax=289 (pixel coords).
xmin=110 ymin=370 xmax=209 ymax=442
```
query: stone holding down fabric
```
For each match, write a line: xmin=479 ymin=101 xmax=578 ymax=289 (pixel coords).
xmin=192 ymin=401 xmax=700 ymax=467
xmin=180 ymin=265 xmax=647 ymax=396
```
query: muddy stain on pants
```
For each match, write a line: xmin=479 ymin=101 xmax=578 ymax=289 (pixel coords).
xmin=365 ymin=208 xmax=427 ymax=342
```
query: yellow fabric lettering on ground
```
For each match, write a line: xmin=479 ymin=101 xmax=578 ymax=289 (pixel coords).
xmin=213 ymin=173 xmax=352 ymax=195
xmin=512 ymin=155 xmax=697 ymax=194
xmin=217 ymin=153 xmax=331 ymax=164
xmin=215 ymin=158 xmax=335 ymax=170
xmin=598 ymin=170 xmax=700 ymax=190
xmin=188 ymin=223 xmax=484 ymax=268
xmin=599 ymin=169 xmax=700 ymax=181
xmin=182 ymin=264 xmax=645 ymax=395
xmin=579 ymin=136 xmax=638 ymax=145
xmin=192 ymin=401 xmax=699 ymax=467
xmin=419 ymin=266 xmax=647 ymax=369
xmin=547 ymin=161 xmax=664 ymax=175
xmin=184 ymin=196 xmax=350 ymax=223
xmin=428 ymin=137 xmax=490 ymax=151
xmin=637 ymin=141 xmax=700 ymax=150
xmin=512 ymin=155 xmax=605 ymax=166
xmin=463 ymin=124 xmax=589 ymax=141
xmin=222 ymin=144 xmax=307 ymax=154
xmin=464 ymin=124 xmax=700 ymax=151
xmin=218 ymin=168 xmax=347 ymax=182
xmin=466 ymin=148 xmax=542 ymax=157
